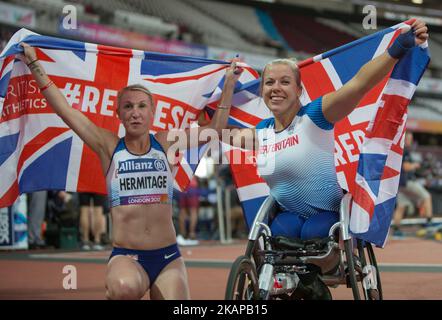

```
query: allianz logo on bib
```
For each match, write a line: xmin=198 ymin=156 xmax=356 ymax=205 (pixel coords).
xmin=118 ymin=158 xmax=166 ymax=174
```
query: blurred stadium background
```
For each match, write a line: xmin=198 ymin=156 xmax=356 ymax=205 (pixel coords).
xmin=3 ymin=0 xmax=440 ymax=222
xmin=1 ymin=0 xmax=442 ymax=300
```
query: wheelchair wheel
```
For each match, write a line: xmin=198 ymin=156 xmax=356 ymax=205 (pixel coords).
xmin=225 ymin=255 xmax=260 ymax=300
xmin=344 ymin=238 xmax=363 ymax=300
xmin=344 ymin=239 xmax=382 ymax=300
xmin=360 ymin=241 xmax=383 ymax=300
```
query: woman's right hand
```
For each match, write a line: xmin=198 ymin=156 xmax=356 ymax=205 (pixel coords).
xmin=19 ymin=42 xmax=38 ymax=65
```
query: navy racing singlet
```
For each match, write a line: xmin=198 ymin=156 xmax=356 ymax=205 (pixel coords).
xmin=106 ymin=134 xmax=173 ymax=208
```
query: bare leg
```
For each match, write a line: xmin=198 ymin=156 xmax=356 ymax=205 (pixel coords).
xmin=92 ymin=206 xmax=104 ymax=244
xmin=421 ymin=197 xmax=433 ymax=219
xmin=188 ymin=207 xmax=198 ymax=239
xmin=393 ymin=205 xmax=406 ymax=228
xmin=80 ymin=206 xmax=90 ymax=243
xmin=101 ymin=214 xmax=107 ymax=236
xmin=106 ymin=255 xmax=149 ymax=300
xmin=178 ymin=208 xmax=188 ymax=238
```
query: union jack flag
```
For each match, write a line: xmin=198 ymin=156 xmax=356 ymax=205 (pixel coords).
xmin=0 ymin=23 xmax=430 ymax=248
xmin=0 ymin=28 xmax=258 ymax=208
xmin=218 ymin=20 xmax=429 ymax=248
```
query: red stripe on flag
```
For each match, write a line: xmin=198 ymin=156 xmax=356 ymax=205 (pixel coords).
xmin=76 ymin=146 xmax=106 ymax=193
xmin=174 ymin=162 xmax=191 ymax=190
xmin=0 ymin=181 xmax=19 ymax=208
xmin=231 ymin=165 xmax=266 ymax=188
xmin=77 ymin=48 xmax=132 ymax=193
xmin=381 ymin=166 xmax=400 ymax=180
xmin=367 ymin=94 xmax=409 ymax=140
xmin=96 ymin=45 xmax=134 ymax=57
xmin=154 ymin=94 xmax=202 ymax=115
xmin=357 ymin=76 xmax=389 ymax=108
xmin=391 ymin=142 xmax=404 ymax=155
xmin=297 ymin=57 xmax=314 ymax=69
xmin=243 ymin=66 xmax=259 ymax=79
xmin=0 ymin=55 xmax=14 ymax=77
xmin=229 ymin=107 xmax=263 ymax=126
xmin=17 ymin=127 xmax=70 ymax=174
xmin=352 ymin=183 xmax=375 ymax=218
xmin=226 ymin=150 xmax=266 ymax=188
xmin=300 ymin=62 xmax=336 ymax=101
xmin=35 ymin=48 xmax=56 ymax=63
xmin=391 ymin=126 xmax=406 ymax=156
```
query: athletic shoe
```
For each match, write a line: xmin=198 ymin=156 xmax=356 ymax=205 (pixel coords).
xmin=416 ymin=228 xmax=429 ymax=238
xmin=176 ymin=234 xmax=187 ymax=246
xmin=176 ymin=234 xmax=199 ymax=246
xmin=186 ymin=238 xmax=199 ymax=246
xmin=29 ymin=240 xmax=47 ymax=250
xmin=416 ymin=227 xmax=437 ymax=239
xmin=417 ymin=224 xmax=442 ymax=238
xmin=81 ymin=243 xmax=91 ymax=251
xmin=92 ymin=243 xmax=104 ymax=251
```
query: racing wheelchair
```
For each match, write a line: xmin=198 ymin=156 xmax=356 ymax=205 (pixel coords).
xmin=225 ymin=193 xmax=382 ymax=300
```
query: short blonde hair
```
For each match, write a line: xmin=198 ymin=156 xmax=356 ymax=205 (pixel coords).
xmin=117 ymin=84 xmax=154 ymax=109
xmin=260 ymin=58 xmax=301 ymax=96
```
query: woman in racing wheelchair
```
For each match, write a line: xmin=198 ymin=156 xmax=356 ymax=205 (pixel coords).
xmin=225 ymin=20 xmax=428 ymax=300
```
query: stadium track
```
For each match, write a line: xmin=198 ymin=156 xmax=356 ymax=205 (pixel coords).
xmin=0 ymin=237 xmax=441 ymax=300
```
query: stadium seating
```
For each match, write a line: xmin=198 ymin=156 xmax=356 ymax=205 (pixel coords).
xmin=184 ymin=0 xmax=272 ymax=45
xmin=4 ymin=0 xmax=442 ymax=72
xmin=408 ymin=105 xmax=442 ymax=122
xmin=267 ymin=9 xmax=357 ymax=54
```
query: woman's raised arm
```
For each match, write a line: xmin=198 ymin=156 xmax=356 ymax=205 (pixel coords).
xmin=20 ymin=43 xmax=118 ymax=160
xmin=157 ymin=59 xmax=258 ymax=155
xmin=322 ymin=19 xmax=428 ymax=124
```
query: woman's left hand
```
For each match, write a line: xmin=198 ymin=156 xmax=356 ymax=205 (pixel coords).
xmin=225 ymin=57 xmax=243 ymax=85
xmin=412 ymin=19 xmax=429 ymax=46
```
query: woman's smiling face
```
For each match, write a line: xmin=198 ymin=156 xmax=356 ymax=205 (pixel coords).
xmin=261 ymin=63 xmax=302 ymax=115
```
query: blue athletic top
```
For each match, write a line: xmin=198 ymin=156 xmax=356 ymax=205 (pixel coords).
xmin=256 ymin=96 xmax=343 ymax=218
xmin=106 ymin=134 xmax=173 ymax=208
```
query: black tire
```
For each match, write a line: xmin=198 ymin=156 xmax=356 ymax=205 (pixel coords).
xmin=344 ymin=239 xmax=383 ymax=300
xmin=344 ymin=238 xmax=362 ymax=300
xmin=354 ymin=240 xmax=383 ymax=300
xmin=225 ymin=255 xmax=260 ymax=300
xmin=365 ymin=242 xmax=383 ymax=300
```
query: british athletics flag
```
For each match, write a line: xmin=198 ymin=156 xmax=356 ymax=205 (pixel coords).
xmin=217 ymin=20 xmax=430 ymax=248
xmin=0 ymin=28 xmax=258 ymax=208
xmin=0 ymin=22 xmax=430 ymax=248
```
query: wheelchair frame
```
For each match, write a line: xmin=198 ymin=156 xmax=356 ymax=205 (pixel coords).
xmin=225 ymin=194 xmax=383 ymax=300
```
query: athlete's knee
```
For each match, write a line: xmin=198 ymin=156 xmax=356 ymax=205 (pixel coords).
xmin=300 ymin=212 xmax=338 ymax=240
xmin=270 ymin=211 xmax=304 ymax=238
xmin=106 ymin=278 xmax=145 ymax=300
